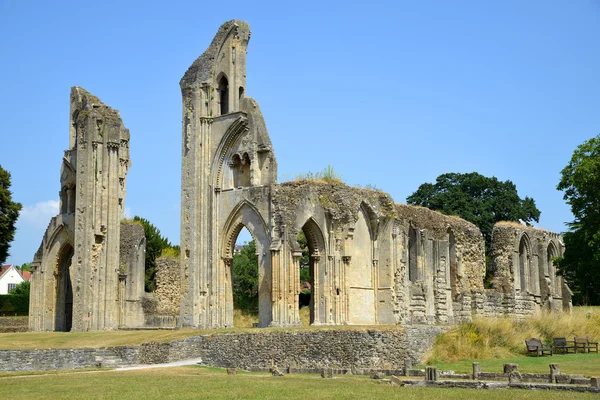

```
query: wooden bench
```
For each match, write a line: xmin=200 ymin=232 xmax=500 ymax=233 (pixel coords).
xmin=553 ymin=337 xmax=575 ymax=354
xmin=574 ymin=337 xmax=599 ymax=353
xmin=525 ymin=338 xmax=553 ymax=356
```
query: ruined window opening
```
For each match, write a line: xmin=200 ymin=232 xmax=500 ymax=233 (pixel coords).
xmin=297 ymin=230 xmax=311 ymax=325
xmin=408 ymin=226 xmax=418 ymax=283
xmin=239 ymin=86 xmax=244 ymax=100
xmin=518 ymin=237 xmax=529 ymax=292
xmin=547 ymin=244 xmax=558 ymax=294
xmin=231 ymin=153 xmax=251 ymax=188
xmin=218 ymin=75 xmax=229 ymax=115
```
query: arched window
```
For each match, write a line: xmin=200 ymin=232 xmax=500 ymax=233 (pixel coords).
xmin=518 ymin=236 xmax=530 ymax=292
xmin=218 ymin=75 xmax=229 ymax=115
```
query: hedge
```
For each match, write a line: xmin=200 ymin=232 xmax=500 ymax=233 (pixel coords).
xmin=0 ymin=294 xmax=29 ymax=316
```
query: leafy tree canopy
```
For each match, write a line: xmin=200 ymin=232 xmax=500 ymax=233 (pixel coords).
xmin=556 ymin=134 xmax=600 ymax=304
xmin=0 ymin=165 xmax=22 ymax=265
xmin=232 ymin=239 xmax=258 ymax=313
xmin=406 ymin=172 xmax=541 ymax=250
xmin=132 ymin=216 xmax=175 ymax=292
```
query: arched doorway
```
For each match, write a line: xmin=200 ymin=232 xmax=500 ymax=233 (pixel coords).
xmin=231 ymin=226 xmax=259 ymax=326
xmin=221 ymin=202 xmax=271 ymax=327
xmin=54 ymin=244 xmax=74 ymax=332
xmin=299 ymin=218 xmax=326 ymax=325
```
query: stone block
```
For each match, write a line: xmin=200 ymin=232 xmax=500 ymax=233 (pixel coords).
xmin=321 ymin=368 xmax=333 ymax=378
xmin=503 ymin=363 xmax=519 ymax=373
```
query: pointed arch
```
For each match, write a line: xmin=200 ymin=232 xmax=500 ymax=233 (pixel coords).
xmin=547 ymin=240 xmax=560 ymax=295
xmin=518 ymin=233 xmax=531 ymax=292
xmin=348 ymin=205 xmax=376 ymax=324
xmin=298 ymin=217 xmax=327 ymax=325
xmin=211 ymin=115 xmax=249 ymax=189
xmin=221 ymin=200 xmax=269 ymax=258
xmin=220 ymin=200 xmax=271 ymax=327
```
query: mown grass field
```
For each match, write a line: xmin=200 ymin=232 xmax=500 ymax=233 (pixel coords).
xmin=0 ymin=366 xmax=598 ymax=400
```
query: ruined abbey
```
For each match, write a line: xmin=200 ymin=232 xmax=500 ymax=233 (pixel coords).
xmin=28 ymin=20 xmax=572 ymax=332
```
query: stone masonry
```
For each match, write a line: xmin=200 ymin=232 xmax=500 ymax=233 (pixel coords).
xmin=28 ymin=20 xmax=571 ymax=332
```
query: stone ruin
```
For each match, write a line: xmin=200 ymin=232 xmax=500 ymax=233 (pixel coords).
xmin=28 ymin=20 xmax=571 ymax=331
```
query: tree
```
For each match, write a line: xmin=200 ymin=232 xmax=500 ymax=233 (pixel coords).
xmin=232 ymin=240 xmax=258 ymax=313
xmin=9 ymin=280 xmax=30 ymax=297
xmin=132 ymin=216 xmax=173 ymax=292
xmin=0 ymin=165 xmax=22 ymax=265
xmin=18 ymin=262 xmax=31 ymax=272
xmin=407 ymin=172 xmax=541 ymax=252
xmin=556 ymin=134 xmax=600 ymax=304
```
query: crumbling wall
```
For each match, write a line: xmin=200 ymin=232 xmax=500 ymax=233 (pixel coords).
xmin=490 ymin=222 xmax=570 ymax=315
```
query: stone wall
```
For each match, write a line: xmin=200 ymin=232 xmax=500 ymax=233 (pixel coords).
xmin=140 ymin=327 xmax=445 ymax=370
xmin=0 ymin=347 xmax=139 ymax=372
xmin=0 ymin=326 xmax=445 ymax=372
xmin=152 ymin=256 xmax=181 ymax=316
xmin=0 ymin=316 xmax=28 ymax=333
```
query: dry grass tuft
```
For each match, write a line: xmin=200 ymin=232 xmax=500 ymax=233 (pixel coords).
xmin=425 ymin=306 xmax=600 ymax=363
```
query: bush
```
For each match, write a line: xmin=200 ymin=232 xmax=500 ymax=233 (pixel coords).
xmin=0 ymin=294 xmax=29 ymax=315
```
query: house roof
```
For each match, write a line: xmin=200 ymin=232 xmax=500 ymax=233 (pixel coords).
xmin=0 ymin=264 xmax=13 ymax=279
xmin=0 ymin=265 xmax=30 ymax=281
xmin=21 ymin=271 xmax=31 ymax=281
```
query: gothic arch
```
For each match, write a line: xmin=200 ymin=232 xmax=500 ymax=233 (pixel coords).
xmin=299 ymin=217 xmax=327 ymax=325
xmin=547 ymin=240 xmax=560 ymax=295
xmin=211 ymin=115 xmax=249 ymax=189
xmin=517 ymin=233 xmax=532 ymax=292
xmin=220 ymin=200 xmax=271 ymax=327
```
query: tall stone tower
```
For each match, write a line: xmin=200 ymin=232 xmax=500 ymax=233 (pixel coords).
xmin=179 ymin=20 xmax=277 ymax=328
xmin=30 ymin=87 xmax=132 ymax=331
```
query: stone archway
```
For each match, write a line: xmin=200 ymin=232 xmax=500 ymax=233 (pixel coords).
xmin=299 ymin=217 xmax=327 ymax=325
xmin=221 ymin=202 xmax=271 ymax=327
xmin=54 ymin=244 xmax=74 ymax=332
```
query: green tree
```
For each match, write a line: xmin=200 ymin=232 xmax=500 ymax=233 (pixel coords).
xmin=297 ymin=231 xmax=311 ymax=285
xmin=0 ymin=165 xmax=22 ymax=265
xmin=133 ymin=216 xmax=172 ymax=292
xmin=9 ymin=280 xmax=30 ymax=297
xmin=18 ymin=262 xmax=31 ymax=272
xmin=232 ymin=240 xmax=258 ymax=313
xmin=556 ymin=134 xmax=600 ymax=304
xmin=407 ymin=172 xmax=541 ymax=253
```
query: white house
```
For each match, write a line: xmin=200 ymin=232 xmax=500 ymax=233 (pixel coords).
xmin=0 ymin=265 xmax=30 ymax=295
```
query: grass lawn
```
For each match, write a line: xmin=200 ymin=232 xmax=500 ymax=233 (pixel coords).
xmin=0 ymin=324 xmax=400 ymax=350
xmin=425 ymin=352 xmax=600 ymax=377
xmin=0 ymin=366 xmax=597 ymax=400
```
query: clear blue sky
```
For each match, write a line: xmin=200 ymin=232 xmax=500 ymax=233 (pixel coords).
xmin=1 ymin=0 xmax=599 ymax=265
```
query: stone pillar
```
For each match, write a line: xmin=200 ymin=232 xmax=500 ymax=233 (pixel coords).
xmin=472 ymin=362 xmax=480 ymax=380
xmin=425 ymin=366 xmax=437 ymax=381
xmin=550 ymin=363 xmax=560 ymax=383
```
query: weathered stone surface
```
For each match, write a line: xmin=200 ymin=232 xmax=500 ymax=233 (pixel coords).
xmin=321 ymin=368 xmax=333 ymax=378
xmin=0 ymin=327 xmax=442 ymax=372
xmin=29 ymin=87 xmax=142 ymax=332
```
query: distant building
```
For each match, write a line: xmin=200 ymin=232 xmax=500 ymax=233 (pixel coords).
xmin=0 ymin=265 xmax=29 ymax=295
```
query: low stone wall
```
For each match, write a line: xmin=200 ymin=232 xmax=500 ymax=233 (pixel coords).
xmin=0 ymin=325 xmax=445 ymax=372
xmin=0 ymin=316 xmax=28 ymax=333
xmin=0 ymin=347 xmax=139 ymax=372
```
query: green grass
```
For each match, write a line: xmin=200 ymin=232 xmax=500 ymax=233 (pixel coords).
xmin=426 ymin=307 xmax=600 ymax=363
xmin=0 ymin=366 xmax=597 ymax=400
xmin=0 ymin=324 xmax=401 ymax=350
xmin=425 ymin=352 xmax=600 ymax=377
